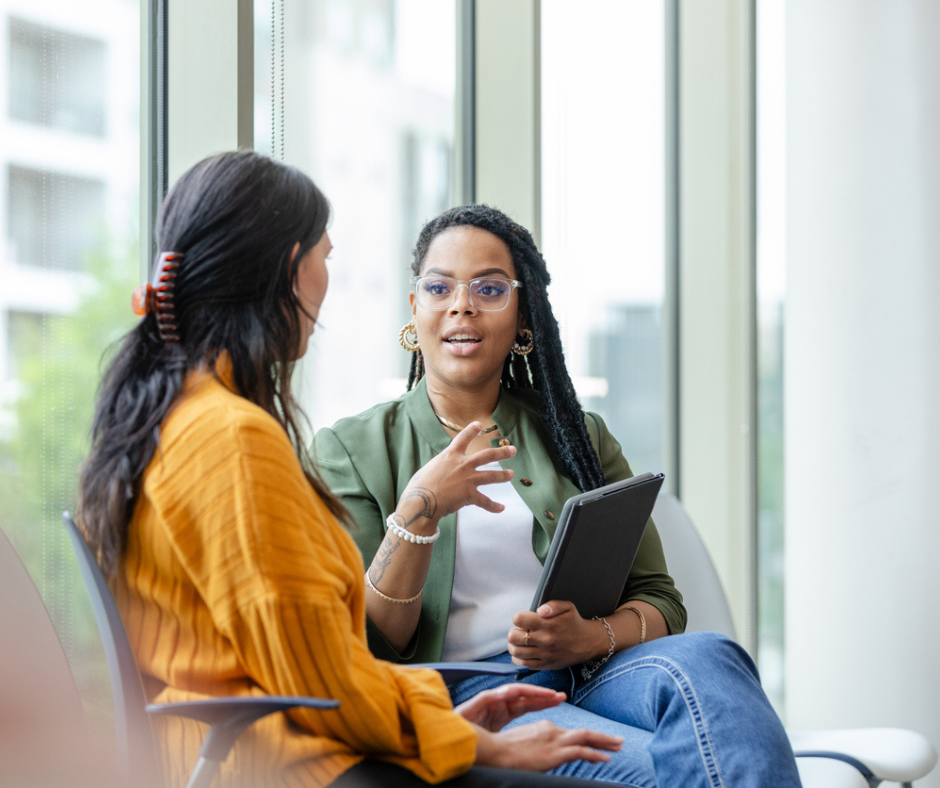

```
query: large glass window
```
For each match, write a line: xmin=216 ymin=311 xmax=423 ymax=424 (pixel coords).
xmin=541 ymin=1 xmax=667 ymax=477
xmin=254 ymin=0 xmax=457 ymax=428
xmin=0 ymin=0 xmax=140 ymax=731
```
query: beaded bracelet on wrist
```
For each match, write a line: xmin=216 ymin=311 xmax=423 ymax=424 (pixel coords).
xmin=385 ymin=513 xmax=440 ymax=544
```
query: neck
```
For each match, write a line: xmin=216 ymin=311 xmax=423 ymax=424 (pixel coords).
xmin=424 ymin=376 xmax=501 ymax=429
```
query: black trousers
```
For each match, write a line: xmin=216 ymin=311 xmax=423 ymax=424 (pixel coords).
xmin=332 ymin=760 xmax=617 ymax=788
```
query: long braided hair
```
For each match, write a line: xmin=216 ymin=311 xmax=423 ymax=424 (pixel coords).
xmin=407 ymin=205 xmax=606 ymax=493
xmin=79 ymin=150 xmax=351 ymax=578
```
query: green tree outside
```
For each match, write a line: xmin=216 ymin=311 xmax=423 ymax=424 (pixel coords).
xmin=0 ymin=243 xmax=138 ymax=727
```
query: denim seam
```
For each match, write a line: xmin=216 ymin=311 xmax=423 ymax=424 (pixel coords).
xmin=575 ymin=656 xmax=726 ymax=788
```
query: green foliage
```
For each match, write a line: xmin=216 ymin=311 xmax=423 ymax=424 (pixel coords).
xmin=0 ymin=243 xmax=138 ymax=721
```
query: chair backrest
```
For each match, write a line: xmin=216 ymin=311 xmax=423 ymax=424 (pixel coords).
xmin=0 ymin=524 xmax=126 ymax=785
xmin=62 ymin=512 xmax=163 ymax=784
xmin=0 ymin=524 xmax=86 ymax=724
xmin=651 ymin=493 xmax=738 ymax=640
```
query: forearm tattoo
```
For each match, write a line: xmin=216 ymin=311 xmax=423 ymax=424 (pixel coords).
xmin=371 ymin=537 xmax=400 ymax=584
xmin=370 ymin=488 xmax=438 ymax=584
xmin=401 ymin=487 xmax=438 ymax=523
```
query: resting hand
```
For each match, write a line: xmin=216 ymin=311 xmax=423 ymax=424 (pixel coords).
xmin=473 ymin=720 xmax=622 ymax=771
xmin=508 ymin=601 xmax=607 ymax=671
xmin=455 ymin=684 xmax=566 ymax=732
xmin=396 ymin=423 xmax=515 ymax=529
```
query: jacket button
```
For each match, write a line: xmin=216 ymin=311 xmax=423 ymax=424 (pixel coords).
xmin=498 ymin=437 xmax=511 ymax=447
xmin=520 ymin=478 xmax=532 ymax=486
xmin=545 ymin=510 xmax=555 ymax=520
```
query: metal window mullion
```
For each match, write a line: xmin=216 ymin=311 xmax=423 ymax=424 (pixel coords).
xmin=455 ymin=0 xmax=475 ymax=205
xmin=664 ymin=0 xmax=681 ymax=499
xmin=141 ymin=0 xmax=168 ymax=281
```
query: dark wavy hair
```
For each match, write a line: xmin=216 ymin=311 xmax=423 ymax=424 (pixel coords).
xmin=79 ymin=150 xmax=350 ymax=578
xmin=407 ymin=204 xmax=606 ymax=493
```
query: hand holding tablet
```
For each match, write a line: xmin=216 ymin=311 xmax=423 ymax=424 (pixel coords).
xmin=530 ymin=472 xmax=665 ymax=619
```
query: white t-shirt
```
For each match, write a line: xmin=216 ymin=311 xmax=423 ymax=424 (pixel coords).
xmin=441 ymin=462 xmax=545 ymax=661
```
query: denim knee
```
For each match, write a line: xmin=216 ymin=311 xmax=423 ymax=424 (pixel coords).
xmin=657 ymin=631 xmax=759 ymax=677
xmin=572 ymin=630 xmax=764 ymax=712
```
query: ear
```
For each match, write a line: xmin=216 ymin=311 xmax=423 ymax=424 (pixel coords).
xmin=289 ymin=241 xmax=301 ymax=266
xmin=517 ymin=312 xmax=528 ymax=334
xmin=410 ymin=291 xmax=417 ymax=317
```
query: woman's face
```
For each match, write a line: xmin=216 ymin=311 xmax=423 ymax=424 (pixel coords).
xmin=412 ymin=226 xmax=524 ymax=395
xmin=294 ymin=231 xmax=331 ymax=358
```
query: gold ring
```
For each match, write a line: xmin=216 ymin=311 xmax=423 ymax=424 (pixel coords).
xmin=524 ymin=630 xmax=529 ymax=647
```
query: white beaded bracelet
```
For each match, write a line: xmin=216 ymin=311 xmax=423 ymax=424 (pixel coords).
xmin=385 ymin=513 xmax=440 ymax=544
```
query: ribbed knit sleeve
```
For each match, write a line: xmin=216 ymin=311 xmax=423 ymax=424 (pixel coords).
xmin=121 ymin=374 xmax=476 ymax=787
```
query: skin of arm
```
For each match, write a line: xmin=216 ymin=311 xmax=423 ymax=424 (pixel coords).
xmin=363 ymin=424 xmax=516 ymax=653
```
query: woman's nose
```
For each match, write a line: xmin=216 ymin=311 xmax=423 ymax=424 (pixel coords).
xmin=449 ymin=283 xmax=477 ymax=313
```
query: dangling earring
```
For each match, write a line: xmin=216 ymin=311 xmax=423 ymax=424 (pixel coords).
xmin=512 ymin=328 xmax=534 ymax=356
xmin=399 ymin=318 xmax=420 ymax=351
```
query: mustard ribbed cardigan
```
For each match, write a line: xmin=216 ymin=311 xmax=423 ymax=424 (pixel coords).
xmin=117 ymin=367 xmax=476 ymax=787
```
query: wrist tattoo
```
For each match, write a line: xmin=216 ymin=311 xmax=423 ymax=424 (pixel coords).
xmin=402 ymin=488 xmax=437 ymax=523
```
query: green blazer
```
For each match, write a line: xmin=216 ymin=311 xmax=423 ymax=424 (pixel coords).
xmin=314 ymin=378 xmax=687 ymax=663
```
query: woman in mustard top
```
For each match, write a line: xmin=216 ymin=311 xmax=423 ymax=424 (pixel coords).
xmin=77 ymin=151 xmax=623 ymax=788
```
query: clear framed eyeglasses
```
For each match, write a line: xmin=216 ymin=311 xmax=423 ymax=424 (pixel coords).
xmin=411 ymin=275 xmax=523 ymax=312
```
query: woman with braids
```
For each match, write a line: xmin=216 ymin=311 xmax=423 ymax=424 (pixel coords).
xmin=314 ymin=205 xmax=801 ymax=788
xmin=78 ymin=153 xmax=626 ymax=788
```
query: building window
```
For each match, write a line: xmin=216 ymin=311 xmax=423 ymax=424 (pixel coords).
xmin=8 ymin=17 xmax=107 ymax=137
xmin=7 ymin=165 xmax=106 ymax=271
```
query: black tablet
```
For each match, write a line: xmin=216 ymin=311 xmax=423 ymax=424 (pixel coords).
xmin=530 ymin=472 xmax=665 ymax=619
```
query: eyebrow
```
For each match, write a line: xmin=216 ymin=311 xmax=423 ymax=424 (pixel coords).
xmin=423 ymin=266 xmax=514 ymax=279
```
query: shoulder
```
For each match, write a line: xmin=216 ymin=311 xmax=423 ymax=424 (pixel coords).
xmin=158 ymin=373 xmax=297 ymax=479
xmin=583 ymin=410 xmax=611 ymax=447
xmin=315 ymin=393 xmax=410 ymax=457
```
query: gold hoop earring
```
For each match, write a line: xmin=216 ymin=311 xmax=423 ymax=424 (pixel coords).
xmin=512 ymin=328 xmax=534 ymax=356
xmin=399 ymin=319 xmax=420 ymax=352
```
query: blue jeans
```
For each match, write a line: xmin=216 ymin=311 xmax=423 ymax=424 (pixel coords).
xmin=449 ymin=632 xmax=801 ymax=788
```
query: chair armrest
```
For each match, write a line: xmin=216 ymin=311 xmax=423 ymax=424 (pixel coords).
xmin=411 ymin=661 xmax=526 ymax=685
xmin=147 ymin=696 xmax=339 ymax=762
xmin=789 ymin=727 xmax=938 ymax=784
xmin=794 ymin=755 xmax=872 ymax=788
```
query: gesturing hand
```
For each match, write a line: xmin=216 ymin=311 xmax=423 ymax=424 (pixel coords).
xmin=473 ymin=720 xmax=623 ymax=772
xmin=455 ymin=684 xmax=566 ymax=732
xmin=396 ymin=423 xmax=516 ymax=528
xmin=508 ymin=601 xmax=607 ymax=671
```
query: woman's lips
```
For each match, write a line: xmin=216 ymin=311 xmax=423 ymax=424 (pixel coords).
xmin=443 ymin=335 xmax=483 ymax=356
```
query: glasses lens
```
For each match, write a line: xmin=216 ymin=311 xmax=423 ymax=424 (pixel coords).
xmin=415 ymin=276 xmax=456 ymax=308
xmin=469 ymin=278 xmax=513 ymax=310
xmin=414 ymin=276 xmax=515 ymax=310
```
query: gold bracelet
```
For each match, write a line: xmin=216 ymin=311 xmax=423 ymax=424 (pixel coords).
xmin=364 ymin=571 xmax=423 ymax=604
xmin=624 ymin=605 xmax=646 ymax=644
xmin=581 ymin=616 xmax=616 ymax=680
